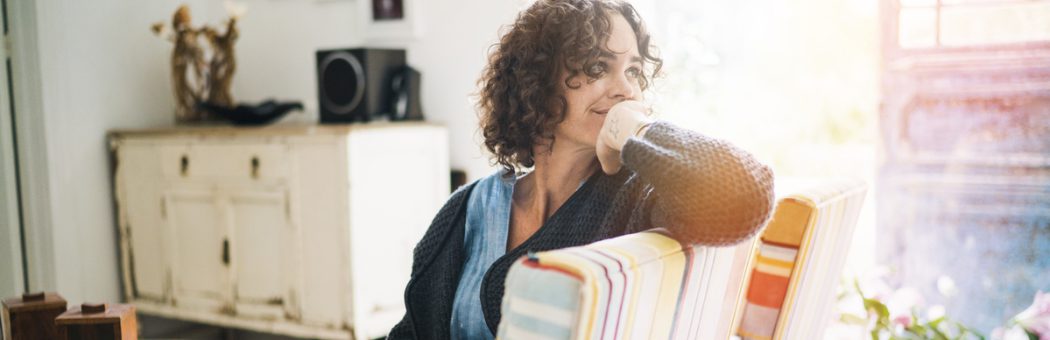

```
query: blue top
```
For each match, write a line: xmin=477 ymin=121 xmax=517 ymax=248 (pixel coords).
xmin=450 ymin=171 xmax=516 ymax=339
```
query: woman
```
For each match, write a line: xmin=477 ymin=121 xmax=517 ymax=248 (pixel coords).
xmin=388 ymin=0 xmax=775 ymax=339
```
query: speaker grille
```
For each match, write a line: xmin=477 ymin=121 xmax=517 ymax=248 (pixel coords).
xmin=319 ymin=51 xmax=365 ymax=115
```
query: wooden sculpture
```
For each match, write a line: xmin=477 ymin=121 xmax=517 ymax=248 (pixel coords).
xmin=152 ymin=5 xmax=240 ymax=123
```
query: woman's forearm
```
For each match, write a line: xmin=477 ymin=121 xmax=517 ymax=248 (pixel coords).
xmin=620 ymin=121 xmax=776 ymax=245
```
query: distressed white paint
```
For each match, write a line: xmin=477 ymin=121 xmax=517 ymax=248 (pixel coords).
xmin=111 ymin=123 xmax=449 ymax=339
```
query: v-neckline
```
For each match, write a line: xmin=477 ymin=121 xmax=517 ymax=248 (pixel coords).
xmin=506 ymin=169 xmax=603 ymax=253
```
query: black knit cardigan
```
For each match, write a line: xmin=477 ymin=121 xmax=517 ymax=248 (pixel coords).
xmin=387 ymin=121 xmax=776 ymax=339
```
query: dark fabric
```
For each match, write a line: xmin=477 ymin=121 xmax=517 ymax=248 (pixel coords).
xmin=387 ymin=121 xmax=776 ymax=339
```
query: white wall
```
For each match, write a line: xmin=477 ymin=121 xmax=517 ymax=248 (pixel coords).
xmin=400 ymin=0 xmax=523 ymax=180
xmin=233 ymin=0 xmax=523 ymax=181
xmin=10 ymin=0 xmax=519 ymax=309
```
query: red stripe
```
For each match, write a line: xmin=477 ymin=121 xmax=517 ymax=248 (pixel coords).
xmin=590 ymin=248 xmax=631 ymax=340
xmin=520 ymin=258 xmax=585 ymax=281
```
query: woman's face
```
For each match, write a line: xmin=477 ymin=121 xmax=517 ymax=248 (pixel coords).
xmin=554 ymin=12 xmax=643 ymax=151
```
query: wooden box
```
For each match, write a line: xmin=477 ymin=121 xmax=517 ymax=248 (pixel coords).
xmin=1 ymin=292 xmax=68 ymax=340
xmin=55 ymin=303 xmax=136 ymax=340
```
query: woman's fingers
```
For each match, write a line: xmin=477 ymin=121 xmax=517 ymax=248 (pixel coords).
xmin=602 ymin=100 xmax=653 ymax=151
xmin=596 ymin=135 xmax=623 ymax=174
xmin=597 ymin=100 xmax=653 ymax=174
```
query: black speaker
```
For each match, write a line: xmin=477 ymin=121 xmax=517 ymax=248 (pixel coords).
xmin=389 ymin=65 xmax=424 ymax=121
xmin=317 ymin=48 xmax=406 ymax=123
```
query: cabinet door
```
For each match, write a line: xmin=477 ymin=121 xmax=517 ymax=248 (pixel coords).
xmin=227 ymin=187 xmax=293 ymax=320
xmin=164 ymin=188 xmax=229 ymax=311
xmin=114 ymin=143 xmax=167 ymax=302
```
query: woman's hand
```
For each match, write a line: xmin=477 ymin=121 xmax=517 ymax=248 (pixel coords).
xmin=596 ymin=100 xmax=654 ymax=174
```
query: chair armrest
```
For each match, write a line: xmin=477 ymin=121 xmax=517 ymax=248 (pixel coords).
xmin=734 ymin=177 xmax=868 ymax=340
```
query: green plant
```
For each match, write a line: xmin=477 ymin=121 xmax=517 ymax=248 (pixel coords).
xmin=839 ymin=279 xmax=985 ymax=340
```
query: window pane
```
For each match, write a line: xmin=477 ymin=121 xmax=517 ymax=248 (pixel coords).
xmin=942 ymin=0 xmax=1035 ymax=5
xmin=899 ymin=8 xmax=939 ymax=48
xmin=900 ymin=0 xmax=939 ymax=7
xmin=940 ymin=2 xmax=1050 ymax=46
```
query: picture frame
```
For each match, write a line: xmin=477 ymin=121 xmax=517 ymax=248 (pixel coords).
xmin=360 ymin=0 xmax=422 ymax=42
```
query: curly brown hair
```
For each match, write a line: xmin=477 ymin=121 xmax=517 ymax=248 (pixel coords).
xmin=477 ymin=0 xmax=663 ymax=173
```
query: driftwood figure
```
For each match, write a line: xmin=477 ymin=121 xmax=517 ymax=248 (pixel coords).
xmin=203 ymin=18 xmax=238 ymax=109
xmin=152 ymin=5 xmax=240 ymax=123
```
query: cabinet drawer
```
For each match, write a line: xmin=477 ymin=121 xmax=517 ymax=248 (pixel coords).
xmin=161 ymin=144 xmax=289 ymax=181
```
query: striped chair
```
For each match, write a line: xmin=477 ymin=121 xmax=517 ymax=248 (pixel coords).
xmin=497 ymin=229 xmax=756 ymax=340
xmin=733 ymin=178 xmax=867 ymax=340
xmin=496 ymin=178 xmax=866 ymax=340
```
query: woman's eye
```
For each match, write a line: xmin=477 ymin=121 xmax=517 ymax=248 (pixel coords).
xmin=587 ymin=63 xmax=606 ymax=75
xmin=626 ymin=67 xmax=641 ymax=78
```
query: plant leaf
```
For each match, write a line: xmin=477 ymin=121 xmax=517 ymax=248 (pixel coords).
xmin=841 ymin=313 xmax=868 ymax=325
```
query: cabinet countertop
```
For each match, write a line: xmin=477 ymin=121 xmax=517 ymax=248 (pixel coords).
xmin=109 ymin=121 xmax=444 ymax=139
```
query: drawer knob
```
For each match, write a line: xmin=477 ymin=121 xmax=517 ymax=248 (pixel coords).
xmin=180 ymin=155 xmax=189 ymax=176
xmin=251 ymin=156 xmax=260 ymax=179
xmin=222 ymin=238 xmax=230 ymax=266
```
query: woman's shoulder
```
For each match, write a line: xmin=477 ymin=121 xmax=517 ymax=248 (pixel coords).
xmin=419 ymin=170 xmax=510 ymax=241
xmin=440 ymin=169 xmax=504 ymax=209
xmin=455 ymin=168 xmax=517 ymax=195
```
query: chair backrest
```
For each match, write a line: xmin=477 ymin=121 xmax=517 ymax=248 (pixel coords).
xmin=497 ymin=229 xmax=756 ymax=340
xmin=495 ymin=178 xmax=866 ymax=340
xmin=733 ymin=178 xmax=867 ymax=340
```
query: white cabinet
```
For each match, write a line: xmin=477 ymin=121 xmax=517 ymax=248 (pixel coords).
xmin=110 ymin=123 xmax=449 ymax=339
xmin=164 ymin=187 xmax=230 ymax=311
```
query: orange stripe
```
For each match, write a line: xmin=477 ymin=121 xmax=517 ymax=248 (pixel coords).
xmin=755 ymin=255 xmax=794 ymax=270
xmin=746 ymin=270 xmax=790 ymax=308
xmin=759 ymin=238 xmax=802 ymax=249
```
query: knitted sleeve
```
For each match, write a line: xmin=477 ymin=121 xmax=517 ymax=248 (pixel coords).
xmin=620 ymin=121 xmax=775 ymax=246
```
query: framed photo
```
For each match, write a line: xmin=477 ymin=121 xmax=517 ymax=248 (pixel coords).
xmin=360 ymin=0 xmax=422 ymax=42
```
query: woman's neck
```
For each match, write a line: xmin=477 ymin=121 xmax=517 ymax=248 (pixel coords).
xmin=515 ymin=141 xmax=598 ymax=220
xmin=506 ymin=140 xmax=597 ymax=251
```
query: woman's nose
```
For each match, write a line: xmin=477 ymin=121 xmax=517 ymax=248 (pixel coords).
xmin=607 ymin=73 xmax=637 ymax=100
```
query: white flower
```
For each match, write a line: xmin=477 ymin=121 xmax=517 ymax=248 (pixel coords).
xmin=937 ymin=275 xmax=957 ymax=298
xmin=857 ymin=270 xmax=893 ymax=301
xmin=993 ymin=325 xmax=1033 ymax=340
xmin=926 ymin=305 xmax=945 ymax=321
xmin=886 ymin=287 xmax=923 ymax=321
xmin=1013 ymin=291 xmax=1050 ymax=340
xmin=224 ymin=1 xmax=247 ymax=19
